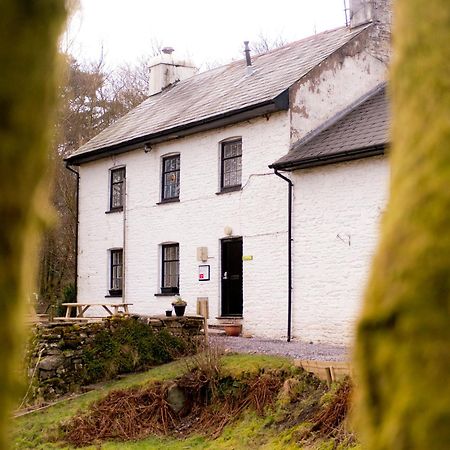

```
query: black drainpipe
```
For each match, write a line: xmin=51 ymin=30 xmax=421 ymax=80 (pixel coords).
xmin=65 ymin=162 xmax=79 ymax=300
xmin=273 ymin=169 xmax=293 ymax=342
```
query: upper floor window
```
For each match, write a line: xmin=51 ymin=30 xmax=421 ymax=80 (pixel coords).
xmin=221 ymin=139 xmax=242 ymax=191
xmin=109 ymin=248 xmax=123 ymax=296
xmin=162 ymin=155 xmax=180 ymax=201
xmin=161 ymin=243 xmax=179 ymax=294
xmin=110 ymin=167 xmax=125 ymax=210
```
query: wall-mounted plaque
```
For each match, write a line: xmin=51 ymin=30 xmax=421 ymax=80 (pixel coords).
xmin=198 ymin=265 xmax=210 ymax=281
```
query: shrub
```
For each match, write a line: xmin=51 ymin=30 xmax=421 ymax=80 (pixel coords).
xmin=82 ymin=318 xmax=189 ymax=384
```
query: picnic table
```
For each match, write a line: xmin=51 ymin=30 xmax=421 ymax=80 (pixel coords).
xmin=59 ymin=302 xmax=132 ymax=320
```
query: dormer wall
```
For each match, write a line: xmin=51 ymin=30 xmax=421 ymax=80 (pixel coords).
xmin=289 ymin=28 xmax=387 ymax=145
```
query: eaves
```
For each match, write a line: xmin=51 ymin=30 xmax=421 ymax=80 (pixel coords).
xmin=269 ymin=144 xmax=387 ymax=171
xmin=65 ymin=90 xmax=289 ymax=165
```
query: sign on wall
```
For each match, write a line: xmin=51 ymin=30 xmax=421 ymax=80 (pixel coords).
xmin=198 ymin=265 xmax=210 ymax=281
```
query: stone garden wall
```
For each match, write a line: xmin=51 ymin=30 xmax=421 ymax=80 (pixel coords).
xmin=27 ymin=315 xmax=203 ymax=402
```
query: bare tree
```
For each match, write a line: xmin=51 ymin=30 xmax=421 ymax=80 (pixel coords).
xmin=38 ymin=54 xmax=150 ymax=312
xmin=250 ymin=32 xmax=287 ymax=54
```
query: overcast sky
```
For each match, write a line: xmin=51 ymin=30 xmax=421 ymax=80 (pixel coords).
xmin=65 ymin=0 xmax=347 ymax=69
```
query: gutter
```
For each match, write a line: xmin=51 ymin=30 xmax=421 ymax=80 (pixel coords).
xmin=273 ymin=169 xmax=293 ymax=342
xmin=65 ymin=91 xmax=289 ymax=165
xmin=270 ymin=145 xmax=386 ymax=172
xmin=65 ymin=162 xmax=80 ymax=300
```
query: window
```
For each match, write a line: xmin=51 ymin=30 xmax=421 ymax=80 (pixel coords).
xmin=161 ymin=244 xmax=179 ymax=293
xmin=221 ymin=139 xmax=242 ymax=190
xmin=110 ymin=167 xmax=125 ymax=210
xmin=162 ymin=155 xmax=180 ymax=201
xmin=109 ymin=249 xmax=123 ymax=296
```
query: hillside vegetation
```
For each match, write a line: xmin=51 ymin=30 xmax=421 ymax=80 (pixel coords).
xmin=14 ymin=353 xmax=358 ymax=449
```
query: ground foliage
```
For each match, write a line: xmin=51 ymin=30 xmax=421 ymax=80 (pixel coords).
xmin=300 ymin=379 xmax=354 ymax=446
xmin=62 ymin=350 xmax=353 ymax=448
xmin=81 ymin=318 xmax=190 ymax=384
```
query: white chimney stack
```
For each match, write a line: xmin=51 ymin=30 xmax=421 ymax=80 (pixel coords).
xmin=349 ymin=0 xmax=373 ymax=28
xmin=148 ymin=48 xmax=198 ymax=96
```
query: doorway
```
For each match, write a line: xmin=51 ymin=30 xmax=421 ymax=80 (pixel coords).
xmin=221 ymin=238 xmax=243 ymax=316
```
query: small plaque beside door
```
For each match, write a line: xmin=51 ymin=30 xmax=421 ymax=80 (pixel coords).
xmin=198 ymin=265 xmax=210 ymax=281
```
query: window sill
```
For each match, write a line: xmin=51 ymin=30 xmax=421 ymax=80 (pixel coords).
xmin=156 ymin=198 xmax=180 ymax=205
xmin=105 ymin=207 xmax=123 ymax=214
xmin=154 ymin=293 xmax=179 ymax=297
xmin=105 ymin=294 xmax=122 ymax=298
xmin=216 ymin=186 xmax=241 ymax=195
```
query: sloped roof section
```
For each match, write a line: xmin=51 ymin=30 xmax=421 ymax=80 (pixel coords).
xmin=68 ymin=25 xmax=369 ymax=164
xmin=271 ymin=84 xmax=389 ymax=170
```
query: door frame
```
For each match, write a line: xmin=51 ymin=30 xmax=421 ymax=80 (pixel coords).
xmin=220 ymin=236 xmax=243 ymax=317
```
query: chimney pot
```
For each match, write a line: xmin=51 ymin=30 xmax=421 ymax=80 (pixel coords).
xmin=244 ymin=41 xmax=252 ymax=67
xmin=162 ymin=46 xmax=175 ymax=55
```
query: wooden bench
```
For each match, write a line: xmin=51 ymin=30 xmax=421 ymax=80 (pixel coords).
xmin=61 ymin=302 xmax=133 ymax=320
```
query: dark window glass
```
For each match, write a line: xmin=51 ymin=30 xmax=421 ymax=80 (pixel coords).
xmin=221 ymin=140 xmax=242 ymax=190
xmin=110 ymin=249 xmax=123 ymax=295
xmin=162 ymin=155 xmax=180 ymax=200
xmin=110 ymin=167 xmax=125 ymax=210
xmin=161 ymin=244 xmax=179 ymax=293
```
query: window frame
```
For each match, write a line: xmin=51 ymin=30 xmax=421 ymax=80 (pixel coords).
xmin=161 ymin=243 xmax=180 ymax=294
xmin=161 ymin=154 xmax=180 ymax=202
xmin=220 ymin=139 xmax=242 ymax=192
xmin=109 ymin=167 xmax=126 ymax=211
xmin=109 ymin=248 xmax=123 ymax=297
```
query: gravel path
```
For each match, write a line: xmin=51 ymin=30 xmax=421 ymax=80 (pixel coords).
xmin=209 ymin=335 xmax=350 ymax=362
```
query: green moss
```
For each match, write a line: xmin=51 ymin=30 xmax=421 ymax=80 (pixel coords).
xmin=354 ymin=1 xmax=450 ymax=449
xmin=0 ymin=1 xmax=67 ymax=445
xmin=82 ymin=318 xmax=189 ymax=383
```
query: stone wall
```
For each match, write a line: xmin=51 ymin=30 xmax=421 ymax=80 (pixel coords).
xmin=27 ymin=316 xmax=203 ymax=402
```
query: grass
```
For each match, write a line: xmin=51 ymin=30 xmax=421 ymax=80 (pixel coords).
xmin=12 ymin=353 xmax=358 ymax=449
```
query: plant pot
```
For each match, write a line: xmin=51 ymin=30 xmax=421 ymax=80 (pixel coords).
xmin=165 ymin=310 xmax=173 ymax=317
xmin=223 ymin=324 xmax=241 ymax=337
xmin=173 ymin=304 xmax=186 ymax=317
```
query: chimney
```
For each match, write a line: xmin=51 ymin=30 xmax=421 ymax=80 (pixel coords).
xmin=148 ymin=48 xmax=198 ymax=96
xmin=349 ymin=0 xmax=373 ymax=28
xmin=349 ymin=0 xmax=392 ymax=63
xmin=243 ymin=41 xmax=254 ymax=75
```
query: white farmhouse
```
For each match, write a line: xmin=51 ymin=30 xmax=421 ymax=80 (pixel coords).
xmin=66 ymin=0 xmax=391 ymax=344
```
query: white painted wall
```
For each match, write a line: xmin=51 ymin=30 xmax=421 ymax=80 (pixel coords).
xmin=290 ymin=48 xmax=387 ymax=144
xmin=76 ymin=35 xmax=390 ymax=343
xmin=291 ymin=156 xmax=389 ymax=344
xmin=78 ymin=112 xmax=291 ymax=336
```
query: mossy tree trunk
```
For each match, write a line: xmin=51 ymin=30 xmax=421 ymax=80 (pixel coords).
xmin=355 ymin=0 xmax=450 ymax=449
xmin=0 ymin=1 xmax=66 ymax=447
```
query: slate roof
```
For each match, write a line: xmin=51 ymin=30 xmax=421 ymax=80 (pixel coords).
xmin=271 ymin=83 xmax=389 ymax=170
xmin=67 ymin=25 xmax=369 ymax=164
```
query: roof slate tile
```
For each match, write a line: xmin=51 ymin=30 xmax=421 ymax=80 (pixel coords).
xmin=69 ymin=25 xmax=368 ymax=161
xmin=272 ymin=84 xmax=389 ymax=169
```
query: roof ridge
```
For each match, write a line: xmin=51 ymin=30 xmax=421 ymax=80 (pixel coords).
xmin=68 ymin=24 xmax=378 ymax=163
xmin=155 ymin=24 xmax=369 ymax=90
